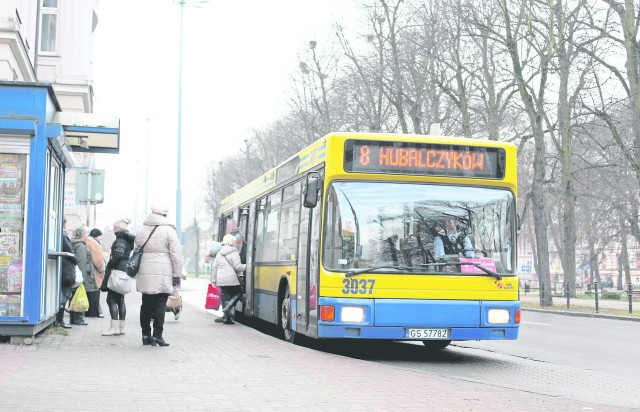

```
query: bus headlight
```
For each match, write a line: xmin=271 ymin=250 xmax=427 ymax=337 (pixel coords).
xmin=488 ymin=309 xmax=510 ymax=324
xmin=341 ymin=306 xmax=365 ymax=323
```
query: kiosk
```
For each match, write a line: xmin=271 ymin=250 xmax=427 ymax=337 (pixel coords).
xmin=0 ymin=81 xmax=119 ymax=341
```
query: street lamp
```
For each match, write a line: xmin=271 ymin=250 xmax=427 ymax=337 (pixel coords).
xmin=176 ymin=0 xmax=185 ymax=242
xmin=175 ymin=0 xmax=207 ymax=242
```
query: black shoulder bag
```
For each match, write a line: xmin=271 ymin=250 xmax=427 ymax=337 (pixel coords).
xmin=126 ymin=226 xmax=159 ymax=277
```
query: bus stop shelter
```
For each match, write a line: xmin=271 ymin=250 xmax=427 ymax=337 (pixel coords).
xmin=0 ymin=81 xmax=119 ymax=341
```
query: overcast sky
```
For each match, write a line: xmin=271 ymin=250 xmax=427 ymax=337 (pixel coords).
xmin=91 ymin=0 xmax=359 ymax=231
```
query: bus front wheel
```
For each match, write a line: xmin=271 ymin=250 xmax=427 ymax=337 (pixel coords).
xmin=422 ymin=340 xmax=451 ymax=350
xmin=280 ymin=285 xmax=296 ymax=343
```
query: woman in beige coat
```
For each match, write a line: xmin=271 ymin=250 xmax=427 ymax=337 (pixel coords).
xmin=211 ymin=234 xmax=246 ymax=324
xmin=87 ymin=229 xmax=106 ymax=317
xmin=135 ymin=205 xmax=183 ymax=347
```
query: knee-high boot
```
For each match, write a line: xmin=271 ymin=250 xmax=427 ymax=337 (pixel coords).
xmin=222 ymin=295 xmax=240 ymax=315
xmin=56 ymin=306 xmax=71 ymax=329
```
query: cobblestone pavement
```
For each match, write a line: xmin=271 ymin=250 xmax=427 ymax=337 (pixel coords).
xmin=0 ymin=282 xmax=634 ymax=411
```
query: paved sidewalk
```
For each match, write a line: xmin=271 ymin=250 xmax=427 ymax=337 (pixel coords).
xmin=0 ymin=281 xmax=628 ymax=411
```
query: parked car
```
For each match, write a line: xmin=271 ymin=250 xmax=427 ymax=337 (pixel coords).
xmin=599 ymin=276 xmax=614 ymax=288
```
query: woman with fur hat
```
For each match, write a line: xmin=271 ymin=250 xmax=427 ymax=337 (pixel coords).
xmin=101 ymin=218 xmax=135 ymax=336
xmin=135 ymin=205 xmax=183 ymax=347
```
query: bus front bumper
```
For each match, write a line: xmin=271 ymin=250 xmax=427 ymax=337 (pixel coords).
xmin=316 ymin=297 xmax=520 ymax=340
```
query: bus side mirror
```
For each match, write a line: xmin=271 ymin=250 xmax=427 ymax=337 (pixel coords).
xmin=303 ymin=172 xmax=322 ymax=208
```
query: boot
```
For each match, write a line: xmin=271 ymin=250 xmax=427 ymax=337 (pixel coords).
xmin=102 ymin=319 xmax=121 ymax=336
xmin=142 ymin=335 xmax=151 ymax=345
xmin=222 ymin=313 xmax=234 ymax=325
xmin=222 ymin=295 xmax=240 ymax=314
xmin=150 ymin=335 xmax=169 ymax=347
xmin=118 ymin=319 xmax=126 ymax=335
xmin=55 ymin=307 xmax=72 ymax=329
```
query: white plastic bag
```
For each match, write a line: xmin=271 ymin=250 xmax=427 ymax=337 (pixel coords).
xmin=73 ymin=266 xmax=84 ymax=288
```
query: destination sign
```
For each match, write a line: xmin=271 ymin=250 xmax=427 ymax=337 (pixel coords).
xmin=344 ymin=140 xmax=505 ymax=179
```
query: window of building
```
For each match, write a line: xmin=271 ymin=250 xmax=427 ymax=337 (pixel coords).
xmin=39 ymin=0 xmax=58 ymax=54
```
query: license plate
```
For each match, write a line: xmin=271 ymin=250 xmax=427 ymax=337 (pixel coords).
xmin=405 ymin=328 xmax=450 ymax=339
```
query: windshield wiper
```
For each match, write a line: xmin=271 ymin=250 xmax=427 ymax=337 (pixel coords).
xmin=345 ymin=266 xmax=416 ymax=277
xmin=431 ymin=261 xmax=504 ymax=281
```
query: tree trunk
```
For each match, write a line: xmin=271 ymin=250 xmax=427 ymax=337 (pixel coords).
xmin=555 ymin=0 xmax=577 ymax=298
xmin=500 ymin=1 xmax=552 ymax=306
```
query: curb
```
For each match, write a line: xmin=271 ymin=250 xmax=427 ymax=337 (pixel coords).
xmin=522 ymin=307 xmax=640 ymax=322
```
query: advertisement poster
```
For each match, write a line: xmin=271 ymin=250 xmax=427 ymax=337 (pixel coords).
xmin=0 ymin=177 xmax=20 ymax=200
xmin=0 ymin=163 xmax=19 ymax=179
xmin=7 ymin=258 xmax=22 ymax=292
xmin=0 ymin=154 xmax=26 ymax=318
xmin=6 ymin=294 xmax=21 ymax=316
xmin=0 ymin=295 xmax=7 ymax=316
xmin=0 ymin=233 xmax=19 ymax=256
xmin=0 ymin=256 xmax=10 ymax=292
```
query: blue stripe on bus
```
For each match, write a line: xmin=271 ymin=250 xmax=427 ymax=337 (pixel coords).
xmin=316 ymin=297 xmax=519 ymax=340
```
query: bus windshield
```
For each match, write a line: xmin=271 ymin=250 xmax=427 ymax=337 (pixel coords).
xmin=323 ymin=182 xmax=516 ymax=275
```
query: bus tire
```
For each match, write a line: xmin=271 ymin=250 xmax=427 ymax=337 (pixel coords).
xmin=280 ymin=284 xmax=296 ymax=343
xmin=421 ymin=340 xmax=451 ymax=350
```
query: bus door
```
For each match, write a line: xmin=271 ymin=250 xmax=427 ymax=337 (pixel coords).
xmin=239 ymin=204 xmax=254 ymax=316
xmin=296 ymin=170 xmax=323 ymax=338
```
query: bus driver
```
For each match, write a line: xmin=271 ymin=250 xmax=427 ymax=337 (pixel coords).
xmin=434 ymin=217 xmax=475 ymax=261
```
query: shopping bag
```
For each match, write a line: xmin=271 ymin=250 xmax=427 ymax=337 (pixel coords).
xmin=73 ymin=266 xmax=84 ymax=288
xmin=107 ymin=269 xmax=132 ymax=295
xmin=205 ymin=283 xmax=221 ymax=310
xmin=166 ymin=288 xmax=182 ymax=310
xmin=69 ymin=284 xmax=89 ymax=312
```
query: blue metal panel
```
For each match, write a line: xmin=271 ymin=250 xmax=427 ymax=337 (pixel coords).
xmin=0 ymin=119 xmax=36 ymax=136
xmin=22 ymin=88 xmax=50 ymax=325
xmin=375 ymin=299 xmax=481 ymax=327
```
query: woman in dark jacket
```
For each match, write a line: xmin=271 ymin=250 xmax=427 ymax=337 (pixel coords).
xmin=101 ymin=218 xmax=134 ymax=336
xmin=57 ymin=219 xmax=78 ymax=329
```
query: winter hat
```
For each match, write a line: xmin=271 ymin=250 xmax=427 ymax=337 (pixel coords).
xmin=151 ymin=205 xmax=170 ymax=216
xmin=113 ymin=217 xmax=132 ymax=231
xmin=89 ymin=228 xmax=102 ymax=238
xmin=209 ymin=241 xmax=222 ymax=257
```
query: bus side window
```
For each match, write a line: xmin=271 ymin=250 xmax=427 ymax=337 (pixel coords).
xmin=278 ymin=199 xmax=300 ymax=260
xmin=262 ymin=208 xmax=279 ymax=261
xmin=255 ymin=198 xmax=266 ymax=261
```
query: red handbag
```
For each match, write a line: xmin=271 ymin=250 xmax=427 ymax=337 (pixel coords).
xmin=205 ymin=283 xmax=221 ymax=310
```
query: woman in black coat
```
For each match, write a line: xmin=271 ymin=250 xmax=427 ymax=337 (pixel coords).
xmin=57 ymin=220 xmax=78 ymax=329
xmin=101 ymin=218 xmax=134 ymax=336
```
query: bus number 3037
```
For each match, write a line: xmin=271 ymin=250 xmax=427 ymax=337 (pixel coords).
xmin=342 ymin=278 xmax=375 ymax=295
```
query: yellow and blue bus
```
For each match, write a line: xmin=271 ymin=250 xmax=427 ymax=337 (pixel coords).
xmin=219 ymin=132 xmax=520 ymax=347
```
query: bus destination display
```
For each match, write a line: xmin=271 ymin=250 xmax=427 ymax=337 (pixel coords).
xmin=344 ymin=140 xmax=505 ymax=179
